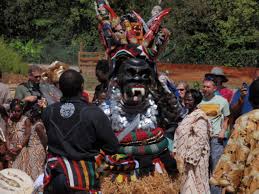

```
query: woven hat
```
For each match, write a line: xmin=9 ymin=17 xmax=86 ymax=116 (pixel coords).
xmin=0 ymin=168 xmax=34 ymax=194
xmin=205 ymin=67 xmax=228 ymax=82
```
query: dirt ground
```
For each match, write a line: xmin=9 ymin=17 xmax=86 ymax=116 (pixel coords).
xmin=3 ymin=64 xmax=258 ymax=98
xmin=158 ymin=63 xmax=257 ymax=89
xmin=2 ymin=72 xmax=27 ymax=85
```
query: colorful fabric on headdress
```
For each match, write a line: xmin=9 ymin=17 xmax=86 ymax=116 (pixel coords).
xmin=95 ymin=0 xmax=171 ymax=69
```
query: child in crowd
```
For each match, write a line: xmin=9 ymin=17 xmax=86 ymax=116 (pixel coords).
xmin=26 ymin=104 xmax=46 ymax=181
xmin=6 ymin=99 xmax=31 ymax=172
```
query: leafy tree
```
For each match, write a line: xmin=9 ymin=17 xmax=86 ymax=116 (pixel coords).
xmin=0 ymin=0 xmax=258 ymax=67
xmin=167 ymin=0 xmax=259 ymax=67
xmin=0 ymin=38 xmax=28 ymax=74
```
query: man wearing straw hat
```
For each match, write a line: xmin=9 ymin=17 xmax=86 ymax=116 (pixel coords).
xmin=205 ymin=66 xmax=233 ymax=103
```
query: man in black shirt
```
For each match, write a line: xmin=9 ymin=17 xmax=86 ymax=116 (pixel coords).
xmin=42 ymin=69 xmax=118 ymax=194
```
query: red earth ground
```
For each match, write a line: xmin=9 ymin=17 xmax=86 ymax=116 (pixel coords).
xmin=4 ymin=64 xmax=258 ymax=99
xmin=157 ymin=63 xmax=258 ymax=89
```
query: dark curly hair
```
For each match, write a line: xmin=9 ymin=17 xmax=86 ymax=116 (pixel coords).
xmin=59 ymin=69 xmax=84 ymax=97
xmin=10 ymin=99 xmax=25 ymax=112
xmin=185 ymin=89 xmax=203 ymax=106
xmin=28 ymin=104 xmax=43 ymax=121
xmin=96 ymin=60 xmax=110 ymax=74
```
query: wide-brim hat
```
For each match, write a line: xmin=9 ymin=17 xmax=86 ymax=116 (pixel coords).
xmin=0 ymin=168 xmax=34 ymax=194
xmin=205 ymin=67 xmax=228 ymax=82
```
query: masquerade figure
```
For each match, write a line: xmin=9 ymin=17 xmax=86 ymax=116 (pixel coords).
xmin=95 ymin=0 xmax=171 ymax=70
xmin=95 ymin=1 xmax=182 ymax=193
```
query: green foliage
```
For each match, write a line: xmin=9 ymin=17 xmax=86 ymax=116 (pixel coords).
xmin=1 ymin=0 xmax=258 ymax=67
xmin=0 ymin=38 xmax=28 ymax=74
xmin=167 ymin=0 xmax=259 ymax=67
xmin=192 ymin=81 xmax=201 ymax=90
xmin=39 ymin=43 xmax=79 ymax=65
xmin=9 ymin=39 xmax=43 ymax=62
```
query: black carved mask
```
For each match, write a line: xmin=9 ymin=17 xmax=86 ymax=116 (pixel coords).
xmin=117 ymin=58 xmax=155 ymax=106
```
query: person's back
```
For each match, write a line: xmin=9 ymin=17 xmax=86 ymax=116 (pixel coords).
xmin=210 ymin=79 xmax=259 ymax=193
xmin=43 ymin=97 xmax=117 ymax=160
xmin=42 ymin=69 xmax=118 ymax=194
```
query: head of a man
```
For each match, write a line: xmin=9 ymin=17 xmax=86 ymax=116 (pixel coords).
xmin=202 ymin=79 xmax=217 ymax=99
xmin=28 ymin=65 xmax=42 ymax=85
xmin=59 ymin=70 xmax=84 ymax=98
xmin=249 ymin=79 xmax=259 ymax=109
xmin=96 ymin=60 xmax=110 ymax=83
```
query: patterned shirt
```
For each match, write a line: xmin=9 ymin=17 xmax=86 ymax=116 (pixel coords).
xmin=210 ymin=109 xmax=259 ymax=193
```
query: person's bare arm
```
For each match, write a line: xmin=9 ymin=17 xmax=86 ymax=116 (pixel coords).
xmin=218 ymin=116 xmax=229 ymax=139
xmin=35 ymin=123 xmax=47 ymax=150
xmin=23 ymin=95 xmax=38 ymax=103
xmin=9 ymin=118 xmax=31 ymax=155
xmin=231 ymin=86 xmax=247 ymax=117
xmin=20 ymin=118 xmax=32 ymax=148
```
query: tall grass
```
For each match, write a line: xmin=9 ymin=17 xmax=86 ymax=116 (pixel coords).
xmin=0 ymin=38 xmax=28 ymax=74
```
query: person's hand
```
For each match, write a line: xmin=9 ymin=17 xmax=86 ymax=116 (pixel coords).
xmin=240 ymin=85 xmax=248 ymax=99
xmin=218 ymin=130 xmax=225 ymax=140
xmin=23 ymin=95 xmax=37 ymax=102
xmin=9 ymin=146 xmax=22 ymax=156
xmin=37 ymin=98 xmax=47 ymax=108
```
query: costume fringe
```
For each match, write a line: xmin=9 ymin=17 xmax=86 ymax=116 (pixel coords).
xmin=101 ymin=172 xmax=180 ymax=194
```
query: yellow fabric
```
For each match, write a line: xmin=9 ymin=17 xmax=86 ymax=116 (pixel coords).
xmin=210 ymin=109 xmax=259 ymax=193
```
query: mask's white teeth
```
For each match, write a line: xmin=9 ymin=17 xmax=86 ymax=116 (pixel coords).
xmin=131 ymin=88 xmax=145 ymax=96
xmin=139 ymin=88 xmax=145 ymax=96
xmin=132 ymin=88 xmax=136 ymax=95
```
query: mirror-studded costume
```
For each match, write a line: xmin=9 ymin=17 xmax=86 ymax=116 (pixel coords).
xmin=94 ymin=0 xmax=184 ymax=188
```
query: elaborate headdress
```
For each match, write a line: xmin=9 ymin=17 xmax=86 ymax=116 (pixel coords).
xmin=95 ymin=0 xmax=171 ymax=72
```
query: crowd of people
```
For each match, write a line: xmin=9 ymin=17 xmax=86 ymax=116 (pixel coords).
xmin=0 ymin=63 xmax=258 ymax=194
